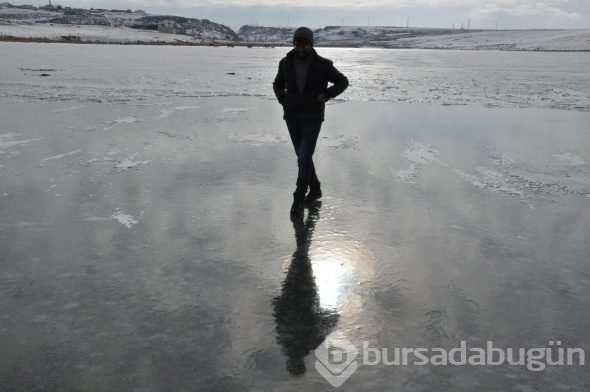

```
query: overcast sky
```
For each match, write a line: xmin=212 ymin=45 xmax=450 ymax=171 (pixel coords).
xmin=13 ymin=0 xmax=590 ymax=31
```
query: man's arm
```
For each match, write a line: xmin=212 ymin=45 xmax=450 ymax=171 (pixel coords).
xmin=324 ymin=61 xmax=349 ymax=101
xmin=273 ymin=60 xmax=287 ymax=104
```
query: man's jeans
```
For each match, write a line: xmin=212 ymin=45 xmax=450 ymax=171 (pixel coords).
xmin=286 ymin=119 xmax=322 ymax=200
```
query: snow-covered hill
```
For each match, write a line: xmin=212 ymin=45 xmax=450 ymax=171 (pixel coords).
xmin=0 ymin=22 xmax=211 ymax=44
xmin=391 ymin=28 xmax=590 ymax=51
xmin=240 ymin=25 xmax=590 ymax=51
xmin=238 ymin=25 xmax=293 ymax=43
xmin=0 ymin=5 xmax=238 ymax=42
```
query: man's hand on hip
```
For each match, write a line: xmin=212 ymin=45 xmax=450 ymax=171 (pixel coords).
xmin=315 ymin=93 xmax=327 ymax=103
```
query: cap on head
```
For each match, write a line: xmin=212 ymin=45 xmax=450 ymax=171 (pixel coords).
xmin=293 ymin=27 xmax=314 ymax=45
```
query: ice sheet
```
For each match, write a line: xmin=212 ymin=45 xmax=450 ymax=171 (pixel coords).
xmin=1 ymin=43 xmax=589 ymax=112
xmin=1 ymin=44 xmax=589 ymax=391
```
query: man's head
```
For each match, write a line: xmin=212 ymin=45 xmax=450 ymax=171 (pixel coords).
xmin=293 ymin=27 xmax=313 ymax=59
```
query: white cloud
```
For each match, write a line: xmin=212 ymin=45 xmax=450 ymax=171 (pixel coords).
xmin=145 ymin=0 xmax=576 ymax=9
xmin=160 ymin=0 xmax=585 ymax=27
xmin=467 ymin=1 xmax=582 ymax=25
xmin=155 ymin=0 xmax=475 ymax=7
xmin=50 ymin=0 xmax=503 ymax=8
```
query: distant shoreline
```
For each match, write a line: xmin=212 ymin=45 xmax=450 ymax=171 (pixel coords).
xmin=2 ymin=19 xmax=590 ymax=52
xmin=2 ymin=35 xmax=589 ymax=52
xmin=0 ymin=33 xmax=282 ymax=47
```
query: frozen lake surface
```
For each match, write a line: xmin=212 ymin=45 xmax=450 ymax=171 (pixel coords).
xmin=1 ymin=43 xmax=589 ymax=391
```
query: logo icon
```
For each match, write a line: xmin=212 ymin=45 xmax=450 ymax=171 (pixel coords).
xmin=314 ymin=331 xmax=359 ymax=387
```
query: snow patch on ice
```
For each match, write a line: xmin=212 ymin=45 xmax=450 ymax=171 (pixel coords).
xmin=158 ymin=105 xmax=200 ymax=119
xmin=227 ymin=130 xmax=287 ymax=146
xmin=156 ymin=130 xmax=194 ymax=141
xmin=402 ymin=142 xmax=448 ymax=166
xmin=0 ymin=150 xmax=20 ymax=158
xmin=0 ymin=137 xmax=43 ymax=149
xmin=132 ymin=101 xmax=174 ymax=107
xmin=0 ymin=132 xmax=21 ymax=140
xmin=487 ymin=151 xmax=515 ymax=166
xmin=111 ymin=209 xmax=139 ymax=228
xmin=392 ymin=165 xmax=419 ymax=184
xmin=319 ymin=135 xmax=359 ymax=150
xmin=221 ymin=107 xmax=257 ymax=113
xmin=41 ymin=149 xmax=81 ymax=162
xmin=455 ymin=168 xmax=525 ymax=198
xmin=53 ymin=106 xmax=85 ymax=113
xmin=84 ymin=216 xmax=112 ymax=221
xmin=115 ymin=158 xmax=150 ymax=171
xmin=104 ymin=116 xmax=141 ymax=130
xmin=393 ymin=141 xmax=447 ymax=183
xmin=474 ymin=148 xmax=590 ymax=198
xmin=553 ymin=152 xmax=586 ymax=166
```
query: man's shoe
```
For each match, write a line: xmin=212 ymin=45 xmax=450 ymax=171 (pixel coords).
xmin=304 ymin=188 xmax=322 ymax=203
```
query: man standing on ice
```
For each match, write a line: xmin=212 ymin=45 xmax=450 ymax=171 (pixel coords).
xmin=273 ymin=27 xmax=349 ymax=215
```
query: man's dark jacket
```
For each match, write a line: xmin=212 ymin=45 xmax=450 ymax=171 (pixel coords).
xmin=273 ymin=49 xmax=348 ymax=121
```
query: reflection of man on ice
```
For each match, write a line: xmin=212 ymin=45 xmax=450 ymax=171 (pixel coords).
xmin=273 ymin=27 xmax=349 ymax=215
xmin=272 ymin=202 xmax=339 ymax=375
